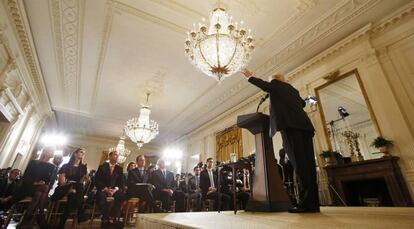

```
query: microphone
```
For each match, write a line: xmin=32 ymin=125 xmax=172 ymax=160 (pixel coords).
xmin=256 ymin=94 xmax=269 ymax=112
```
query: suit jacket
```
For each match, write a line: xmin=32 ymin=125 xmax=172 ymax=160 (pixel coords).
xmin=248 ymin=77 xmax=314 ymax=136
xmin=179 ymin=176 xmax=199 ymax=194
xmin=0 ymin=178 xmax=20 ymax=198
xmin=22 ymin=160 xmax=56 ymax=185
xmin=149 ymin=169 xmax=175 ymax=191
xmin=127 ymin=168 xmax=150 ymax=189
xmin=200 ymin=169 xmax=218 ymax=197
xmin=95 ymin=162 xmax=125 ymax=191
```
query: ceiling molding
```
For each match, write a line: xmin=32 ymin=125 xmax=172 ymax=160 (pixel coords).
xmin=149 ymin=0 xmax=207 ymax=20
xmin=90 ymin=0 xmax=115 ymax=112
xmin=287 ymin=2 xmax=414 ymax=81
xmin=49 ymin=0 xmax=85 ymax=110
xmin=112 ymin=0 xmax=188 ymax=35
xmin=53 ymin=105 xmax=125 ymax=124
xmin=255 ymin=0 xmax=382 ymax=78
xmin=261 ymin=0 xmax=317 ymax=48
xmin=5 ymin=0 xmax=52 ymax=116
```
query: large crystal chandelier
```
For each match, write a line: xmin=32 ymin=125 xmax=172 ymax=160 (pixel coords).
xmin=185 ymin=7 xmax=254 ymax=82
xmin=124 ymin=93 xmax=159 ymax=149
xmin=109 ymin=136 xmax=131 ymax=164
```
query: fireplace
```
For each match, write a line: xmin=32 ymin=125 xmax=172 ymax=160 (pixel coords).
xmin=324 ymin=156 xmax=412 ymax=206
xmin=342 ymin=178 xmax=393 ymax=206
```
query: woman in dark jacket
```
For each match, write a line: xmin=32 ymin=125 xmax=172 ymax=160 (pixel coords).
xmin=13 ymin=147 xmax=55 ymax=229
xmin=51 ymin=148 xmax=88 ymax=228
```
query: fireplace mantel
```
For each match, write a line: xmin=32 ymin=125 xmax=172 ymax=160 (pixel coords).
xmin=324 ymin=156 xmax=413 ymax=206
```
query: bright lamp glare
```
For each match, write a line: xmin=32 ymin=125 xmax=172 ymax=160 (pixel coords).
xmin=175 ymin=161 xmax=181 ymax=168
xmin=163 ymin=148 xmax=183 ymax=159
xmin=41 ymin=134 xmax=67 ymax=147
xmin=54 ymin=150 xmax=63 ymax=155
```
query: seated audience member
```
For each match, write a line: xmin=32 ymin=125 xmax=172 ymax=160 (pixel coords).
xmin=95 ymin=151 xmax=126 ymax=228
xmin=0 ymin=169 xmax=21 ymax=211
xmin=150 ymin=159 xmax=185 ymax=212
xmin=12 ymin=147 xmax=56 ymax=229
xmin=147 ymin=164 xmax=156 ymax=175
xmin=127 ymin=155 xmax=157 ymax=212
xmin=200 ymin=158 xmax=231 ymax=211
xmin=124 ymin=162 xmax=136 ymax=180
xmin=180 ymin=167 xmax=202 ymax=211
xmin=51 ymin=148 xmax=88 ymax=228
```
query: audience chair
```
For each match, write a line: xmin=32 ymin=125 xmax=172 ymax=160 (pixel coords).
xmin=3 ymin=197 xmax=32 ymax=228
xmin=123 ymin=198 xmax=139 ymax=227
xmin=89 ymin=196 xmax=114 ymax=227
xmin=202 ymin=199 xmax=215 ymax=211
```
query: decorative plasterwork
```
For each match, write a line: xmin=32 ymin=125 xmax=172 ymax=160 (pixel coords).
xmin=49 ymin=0 xmax=85 ymax=109
xmin=256 ymin=0 xmax=382 ymax=78
xmin=261 ymin=0 xmax=317 ymax=47
xmin=5 ymin=0 xmax=51 ymax=116
xmin=288 ymin=2 xmax=414 ymax=81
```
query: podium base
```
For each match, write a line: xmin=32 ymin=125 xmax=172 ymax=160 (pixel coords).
xmin=246 ymin=200 xmax=292 ymax=212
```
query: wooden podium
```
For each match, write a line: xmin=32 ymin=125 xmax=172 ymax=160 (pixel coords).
xmin=237 ymin=112 xmax=291 ymax=211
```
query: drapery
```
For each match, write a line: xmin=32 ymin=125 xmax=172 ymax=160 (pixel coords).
xmin=215 ymin=125 xmax=243 ymax=162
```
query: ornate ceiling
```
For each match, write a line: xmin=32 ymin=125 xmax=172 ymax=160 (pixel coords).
xmin=20 ymin=0 xmax=410 ymax=147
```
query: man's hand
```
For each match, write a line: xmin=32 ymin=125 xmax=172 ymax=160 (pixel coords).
xmin=208 ymin=187 xmax=217 ymax=192
xmin=242 ymin=69 xmax=253 ymax=78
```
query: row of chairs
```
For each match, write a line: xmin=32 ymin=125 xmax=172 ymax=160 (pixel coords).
xmin=3 ymin=195 xmax=141 ymax=228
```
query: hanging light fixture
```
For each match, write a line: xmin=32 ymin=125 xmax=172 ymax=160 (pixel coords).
xmin=109 ymin=135 xmax=131 ymax=164
xmin=184 ymin=6 xmax=254 ymax=82
xmin=124 ymin=93 xmax=159 ymax=149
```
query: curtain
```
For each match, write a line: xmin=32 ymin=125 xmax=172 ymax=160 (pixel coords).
xmin=215 ymin=125 xmax=243 ymax=162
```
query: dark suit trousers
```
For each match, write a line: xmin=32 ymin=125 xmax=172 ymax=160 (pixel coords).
xmin=127 ymin=186 xmax=154 ymax=207
xmin=281 ymin=128 xmax=319 ymax=210
xmin=206 ymin=191 xmax=231 ymax=211
xmin=154 ymin=190 xmax=185 ymax=212
xmin=96 ymin=190 xmax=125 ymax=220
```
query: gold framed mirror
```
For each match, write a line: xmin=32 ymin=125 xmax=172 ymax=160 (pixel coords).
xmin=315 ymin=69 xmax=381 ymax=161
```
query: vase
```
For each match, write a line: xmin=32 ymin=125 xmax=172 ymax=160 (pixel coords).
xmin=324 ymin=157 xmax=333 ymax=166
xmin=379 ymin=146 xmax=391 ymax=157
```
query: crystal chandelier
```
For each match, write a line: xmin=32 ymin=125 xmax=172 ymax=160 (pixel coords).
xmin=124 ymin=93 xmax=159 ymax=149
xmin=109 ymin=136 xmax=131 ymax=164
xmin=185 ymin=7 xmax=254 ymax=82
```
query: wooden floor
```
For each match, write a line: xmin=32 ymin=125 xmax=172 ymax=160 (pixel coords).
xmin=137 ymin=207 xmax=414 ymax=229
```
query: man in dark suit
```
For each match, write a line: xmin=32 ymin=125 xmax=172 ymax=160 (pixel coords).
xmin=95 ymin=151 xmax=126 ymax=227
xmin=127 ymin=155 xmax=156 ymax=212
xmin=180 ymin=167 xmax=202 ymax=211
xmin=0 ymin=169 xmax=21 ymax=210
xmin=149 ymin=159 xmax=185 ymax=212
xmin=242 ymin=69 xmax=319 ymax=213
xmin=200 ymin=158 xmax=230 ymax=211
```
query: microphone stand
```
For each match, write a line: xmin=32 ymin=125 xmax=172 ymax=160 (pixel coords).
xmin=256 ymin=94 xmax=269 ymax=113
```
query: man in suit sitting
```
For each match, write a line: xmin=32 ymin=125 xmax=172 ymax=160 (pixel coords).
xmin=180 ymin=167 xmax=202 ymax=211
xmin=149 ymin=159 xmax=185 ymax=212
xmin=0 ymin=169 xmax=21 ymax=211
xmin=127 ymin=155 xmax=156 ymax=212
xmin=95 ymin=151 xmax=126 ymax=227
xmin=200 ymin=158 xmax=230 ymax=211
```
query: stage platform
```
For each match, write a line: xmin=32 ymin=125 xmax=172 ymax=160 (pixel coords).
xmin=136 ymin=207 xmax=414 ymax=229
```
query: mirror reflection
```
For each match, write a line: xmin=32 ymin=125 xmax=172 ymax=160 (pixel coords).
xmin=317 ymin=70 xmax=379 ymax=161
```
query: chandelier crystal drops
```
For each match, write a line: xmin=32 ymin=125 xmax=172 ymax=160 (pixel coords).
xmin=124 ymin=93 xmax=159 ymax=149
xmin=185 ymin=8 xmax=254 ymax=82
xmin=109 ymin=136 xmax=131 ymax=164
